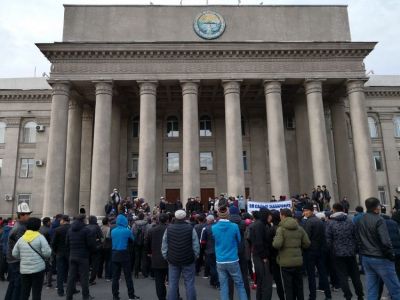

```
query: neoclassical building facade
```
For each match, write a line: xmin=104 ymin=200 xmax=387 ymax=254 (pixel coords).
xmin=0 ymin=5 xmax=399 ymax=217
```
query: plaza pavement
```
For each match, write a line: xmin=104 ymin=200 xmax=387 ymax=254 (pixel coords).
xmin=0 ymin=273 xmax=369 ymax=300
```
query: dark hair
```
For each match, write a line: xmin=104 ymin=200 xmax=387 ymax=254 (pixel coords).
xmin=61 ymin=215 xmax=70 ymax=222
xmin=159 ymin=213 xmax=168 ymax=224
xmin=89 ymin=215 xmax=98 ymax=225
xmin=55 ymin=214 xmax=63 ymax=220
xmin=26 ymin=217 xmax=41 ymax=231
xmin=74 ymin=214 xmax=86 ymax=222
xmin=252 ymin=211 xmax=259 ymax=220
xmin=102 ymin=217 xmax=109 ymax=225
xmin=280 ymin=208 xmax=292 ymax=218
xmin=138 ymin=212 xmax=145 ymax=220
xmin=365 ymin=197 xmax=380 ymax=212
xmin=332 ymin=203 xmax=343 ymax=212
xmin=197 ymin=214 xmax=205 ymax=223
xmin=355 ymin=206 xmax=364 ymax=213
xmin=42 ymin=217 xmax=51 ymax=225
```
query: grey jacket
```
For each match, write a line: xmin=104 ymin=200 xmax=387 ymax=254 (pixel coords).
xmin=12 ymin=234 xmax=52 ymax=274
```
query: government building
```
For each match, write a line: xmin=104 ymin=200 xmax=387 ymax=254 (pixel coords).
xmin=0 ymin=5 xmax=399 ymax=217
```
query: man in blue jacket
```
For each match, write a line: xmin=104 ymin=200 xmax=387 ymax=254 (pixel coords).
xmin=212 ymin=206 xmax=247 ymax=300
xmin=111 ymin=214 xmax=140 ymax=300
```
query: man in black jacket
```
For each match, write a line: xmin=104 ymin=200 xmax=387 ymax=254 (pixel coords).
xmin=52 ymin=215 xmax=71 ymax=297
xmin=146 ymin=213 xmax=169 ymax=300
xmin=66 ymin=214 xmax=96 ymax=300
xmin=250 ymin=207 xmax=273 ymax=300
xmin=302 ymin=203 xmax=332 ymax=300
xmin=87 ymin=215 xmax=104 ymax=285
xmin=356 ymin=197 xmax=400 ymax=299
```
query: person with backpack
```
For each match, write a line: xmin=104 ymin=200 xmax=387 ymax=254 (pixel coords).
xmin=12 ymin=217 xmax=52 ymax=300
xmin=132 ymin=212 xmax=148 ymax=278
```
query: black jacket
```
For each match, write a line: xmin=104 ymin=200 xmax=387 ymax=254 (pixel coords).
xmin=146 ymin=223 xmax=168 ymax=269
xmin=250 ymin=219 xmax=272 ymax=259
xmin=52 ymin=224 xmax=70 ymax=257
xmin=356 ymin=212 xmax=395 ymax=260
xmin=302 ymin=215 xmax=326 ymax=252
xmin=66 ymin=220 xmax=96 ymax=259
xmin=7 ymin=221 xmax=27 ymax=263
xmin=229 ymin=214 xmax=246 ymax=257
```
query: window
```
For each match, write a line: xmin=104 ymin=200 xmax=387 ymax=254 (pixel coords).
xmin=166 ymin=152 xmax=179 ymax=173
xmin=368 ymin=117 xmax=378 ymax=138
xmin=132 ymin=116 xmax=140 ymax=138
xmin=0 ymin=122 xmax=5 ymax=143
xmin=378 ymin=186 xmax=387 ymax=205
xmin=131 ymin=153 xmax=139 ymax=173
xmin=18 ymin=194 xmax=31 ymax=206
xmin=373 ymin=151 xmax=383 ymax=171
xmin=131 ymin=190 xmax=138 ymax=198
xmin=286 ymin=116 xmax=296 ymax=129
xmin=394 ymin=116 xmax=400 ymax=138
xmin=23 ymin=121 xmax=37 ymax=143
xmin=166 ymin=116 xmax=179 ymax=137
xmin=200 ymin=116 xmax=212 ymax=137
xmin=243 ymin=151 xmax=248 ymax=171
xmin=241 ymin=116 xmax=246 ymax=136
xmin=200 ymin=152 xmax=213 ymax=171
xmin=0 ymin=158 xmax=2 ymax=176
xmin=20 ymin=158 xmax=34 ymax=178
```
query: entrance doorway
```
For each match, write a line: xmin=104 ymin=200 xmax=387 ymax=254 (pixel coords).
xmin=201 ymin=188 xmax=215 ymax=210
xmin=165 ymin=189 xmax=180 ymax=203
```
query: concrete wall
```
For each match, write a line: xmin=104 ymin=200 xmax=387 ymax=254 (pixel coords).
xmin=63 ymin=5 xmax=351 ymax=42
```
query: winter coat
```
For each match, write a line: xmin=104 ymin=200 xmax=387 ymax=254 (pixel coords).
xmin=382 ymin=214 xmax=400 ymax=256
xmin=12 ymin=230 xmax=51 ymax=274
xmin=250 ymin=213 xmax=272 ymax=259
xmin=66 ymin=220 xmax=96 ymax=259
xmin=229 ymin=214 xmax=246 ymax=257
xmin=51 ymin=224 xmax=70 ymax=257
xmin=146 ymin=223 xmax=168 ymax=269
xmin=325 ymin=212 xmax=357 ymax=257
xmin=272 ymin=217 xmax=310 ymax=267
xmin=302 ymin=215 xmax=326 ymax=252
xmin=1 ymin=225 xmax=11 ymax=255
xmin=7 ymin=221 xmax=27 ymax=263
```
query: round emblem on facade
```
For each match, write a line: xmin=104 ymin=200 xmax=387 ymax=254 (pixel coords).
xmin=194 ymin=11 xmax=226 ymax=40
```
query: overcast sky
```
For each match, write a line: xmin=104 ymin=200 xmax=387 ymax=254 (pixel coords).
xmin=0 ymin=0 xmax=399 ymax=78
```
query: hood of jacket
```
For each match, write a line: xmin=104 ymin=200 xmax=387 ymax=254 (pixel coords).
xmin=116 ymin=214 xmax=128 ymax=227
xmin=330 ymin=211 xmax=347 ymax=221
xmin=71 ymin=220 xmax=85 ymax=232
xmin=279 ymin=217 xmax=299 ymax=230
xmin=89 ymin=216 xmax=98 ymax=225
xmin=22 ymin=230 xmax=40 ymax=243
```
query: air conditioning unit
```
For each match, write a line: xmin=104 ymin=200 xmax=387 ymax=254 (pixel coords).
xmin=396 ymin=186 xmax=400 ymax=193
xmin=36 ymin=125 xmax=45 ymax=132
xmin=5 ymin=194 xmax=13 ymax=201
xmin=35 ymin=160 xmax=44 ymax=167
xmin=127 ymin=172 xmax=137 ymax=179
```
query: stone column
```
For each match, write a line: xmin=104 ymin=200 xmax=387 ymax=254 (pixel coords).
xmin=347 ymin=80 xmax=378 ymax=203
xmin=330 ymin=98 xmax=358 ymax=205
xmin=264 ymin=80 xmax=290 ymax=198
xmin=138 ymin=81 xmax=158 ymax=203
xmin=304 ymin=80 xmax=334 ymax=197
xmin=181 ymin=81 xmax=200 ymax=206
xmin=222 ymin=80 xmax=245 ymax=197
xmin=119 ymin=113 xmax=128 ymax=196
xmin=64 ymin=99 xmax=82 ymax=215
xmin=90 ymin=81 xmax=113 ymax=217
xmin=43 ymin=82 xmax=70 ymax=217
xmin=79 ymin=105 xmax=94 ymax=212
xmin=110 ymin=100 xmax=121 ymax=190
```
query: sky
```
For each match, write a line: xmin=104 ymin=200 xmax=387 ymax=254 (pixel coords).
xmin=0 ymin=0 xmax=399 ymax=78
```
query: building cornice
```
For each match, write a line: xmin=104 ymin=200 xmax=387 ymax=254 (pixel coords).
xmin=365 ymin=87 xmax=400 ymax=97
xmin=36 ymin=42 xmax=376 ymax=62
xmin=0 ymin=91 xmax=52 ymax=103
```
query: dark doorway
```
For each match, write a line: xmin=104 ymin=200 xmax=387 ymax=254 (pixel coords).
xmin=201 ymin=188 xmax=215 ymax=210
xmin=165 ymin=189 xmax=180 ymax=203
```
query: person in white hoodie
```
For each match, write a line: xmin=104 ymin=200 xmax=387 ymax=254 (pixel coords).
xmin=12 ymin=217 xmax=51 ymax=300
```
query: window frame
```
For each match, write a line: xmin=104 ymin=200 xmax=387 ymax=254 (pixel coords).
xmin=372 ymin=151 xmax=383 ymax=171
xmin=18 ymin=193 xmax=31 ymax=206
xmin=199 ymin=115 xmax=212 ymax=137
xmin=166 ymin=116 xmax=179 ymax=138
xmin=19 ymin=158 xmax=34 ymax=178
xmin=243 ymin=150 xmax=248 ymax=171
xmin=22 ymin=121 xmax=37 ymax=144
xmin=394 ymin=116 xmax=400 ymax=138
xmin=0 ymin=121 xmax=6 ymax=143
xmin=131 ymin=153 xmax=139 ymax=173
xmin=378 ymin=186 xmax=387 ymax=206
xmin=368 ymin=116 xmax=378 ymax=139
xmin=0 ymin=158 xmax=3 ymax=176
xmin=200 ymin=151 xmax=213 ymax=171
xmin=132 ymin=116 xmax=140 ymax=138
xmin=166 ymin=152 xmax=180 ymax=173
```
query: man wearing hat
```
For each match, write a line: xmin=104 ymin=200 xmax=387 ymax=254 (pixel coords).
xmin=302 ymin=202 xmax=332 ymax=300
xmin=5 ymin=202 xmax=32 ymax=300
xmin=162 ymin=209 xmax=199 ymax=300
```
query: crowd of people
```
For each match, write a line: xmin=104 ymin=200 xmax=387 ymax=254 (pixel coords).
xmin=0 ymin=187 xmax=400 ymax=300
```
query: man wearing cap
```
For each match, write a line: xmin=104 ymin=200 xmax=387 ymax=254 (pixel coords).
xmin=212 ymin=206 xmax=247 ymax=300
xmin=162 ymin=209 xmax=199 ymax=300
xmin=4 ymin=202 xmax=32 ymax=300
xmin=302 ymin=202 xmax=332 ymax=300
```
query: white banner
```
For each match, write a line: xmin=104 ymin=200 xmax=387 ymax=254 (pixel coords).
xmin=247 ymin=200 xmax=292 ymax=213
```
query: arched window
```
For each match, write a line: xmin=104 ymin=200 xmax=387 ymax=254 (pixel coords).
xmin=166 ymin=116 xmax=179 ymax=137
xmin=394 ymin=116 xmax=400 ymax=138
xmin=0 ymin=122 xmax=6 ymax=143
xmin=368 ymin=117 xmax=378 ymax=138
xmin=200 ymin=115 xmax=212 ymax=137
xmin=132 ymin=116 xmax=139 ymax=138
xmin=23 ymin=121 xmax=37 ymax=143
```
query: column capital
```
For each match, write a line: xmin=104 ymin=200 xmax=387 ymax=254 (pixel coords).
xmin=346 ymin=79 xmax=368 ymax=95
xmin=222 ymin=80 xmax=242 ymax=96
xmin=304 ymin=79 xmax=325 ymax=95
xmin=138 ymin=81 xmax=158 ymax=96
xmin=69 ymin=99 xmax=82 ymax=110
xmin=180 ymin=80 xmax=199 ymax=96
xmin=263 ymin=80 xmax=283 ymax=95
xmin=94 ymin=81 xmax=113 ymax=96
xmin=49 ymin=81 xmax=71 ymax=97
